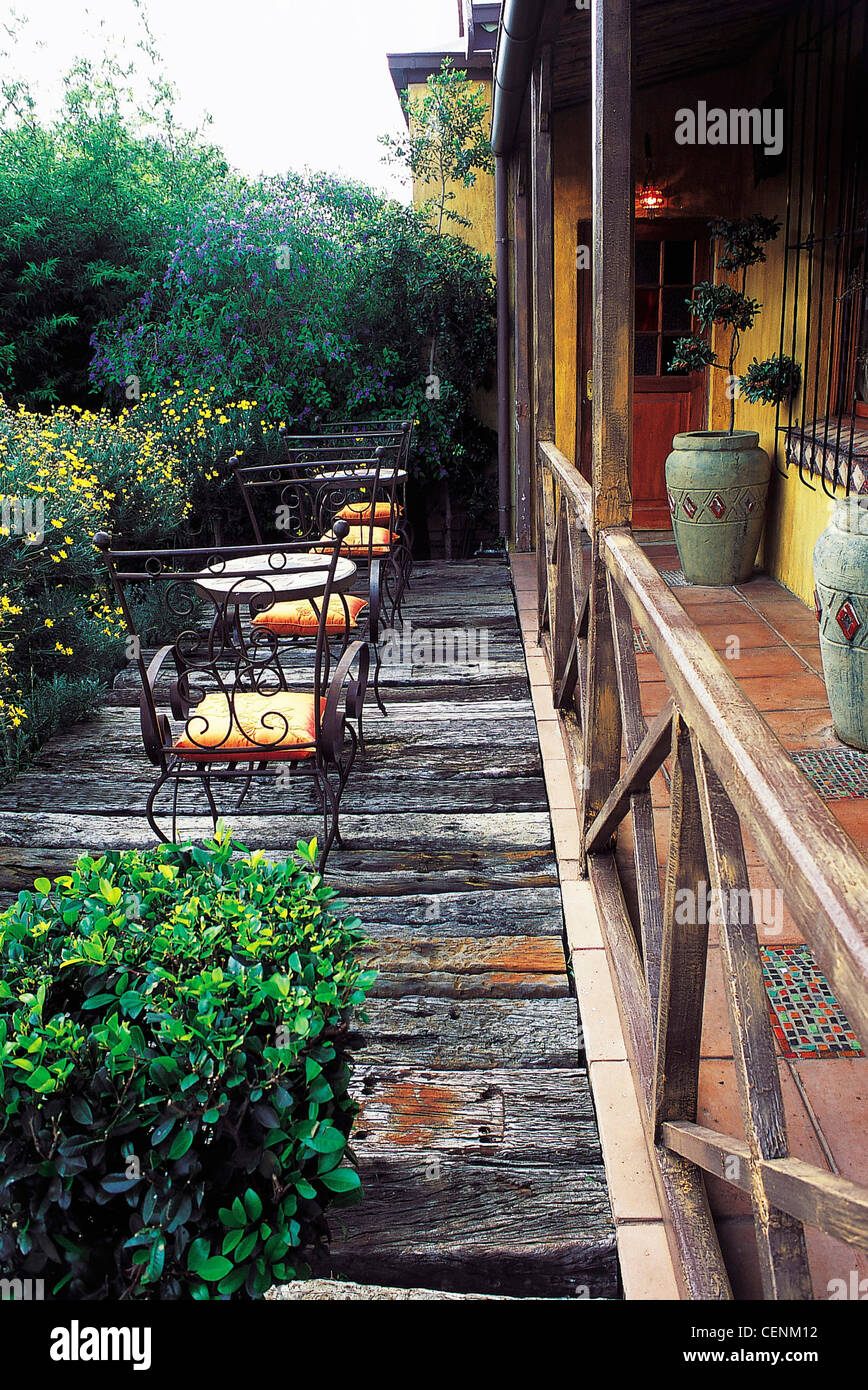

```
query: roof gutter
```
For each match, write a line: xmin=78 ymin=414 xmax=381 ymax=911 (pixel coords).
xmin=490 ymin=0 xmax=547 ymax=155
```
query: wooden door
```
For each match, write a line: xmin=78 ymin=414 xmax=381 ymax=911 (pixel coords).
xmin=577 ymin=220 xmax=709 ymax=528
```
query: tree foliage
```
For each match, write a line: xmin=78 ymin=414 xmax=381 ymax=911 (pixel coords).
xmin=379 ymin=58 xmax=494 ymax=234
xmin=0 ymin=17 xmax=227 ymax=408
xmin=669 ymin=216 xmax=800 ymax=431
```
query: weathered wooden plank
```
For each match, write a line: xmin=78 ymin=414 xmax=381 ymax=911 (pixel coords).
xmin=607 ymin=572 xmax=665 ymax=1021
xmin=357 ymin=997 xmax=579 ymax=1069
xmin=584 ymin=699 xmax=673 ymax=855
xmin=350 ymin=1066 xmax=599 ymax=1156
xmin=318 ymin=1153 xmax=617 ymax=1298
xmin=364 ymin=936 xmax=568 ymax=999
xmin=0 ymin=770 xmax=548 ymax=817
xmin=663 ymin=1122 xmax=868 ymax=1254
xmin=693 ymin=748 xmax=812 ymax=1301
xmin=654 ymin=717 xmax=710 ymax=1128
xmin=0 ymin=847 xmax=560 ymax=897
xmin=0 ymin=810 xmax=555 ymax=853
xmin=339 ymin=888 xmax=564 ymax=936
xmin=602 ymin=526 xmax=868 ymax=1044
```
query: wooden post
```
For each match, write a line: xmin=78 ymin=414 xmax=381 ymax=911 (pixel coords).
xmin=581 ymin=0 xmax=633 ymax=833
xmin=531 ymin=44 xmax=555 ymax=453
xmin=513 ymin=150 xmax=533 ymax=552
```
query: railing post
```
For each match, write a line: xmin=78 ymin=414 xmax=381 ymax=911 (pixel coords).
xmin=530 ymin=44 xmax=555 ymax=454
xmin=581 ymin=0 xmax=634 ymax=834
xmin=512 ymin=150 xmax=533 ymax=552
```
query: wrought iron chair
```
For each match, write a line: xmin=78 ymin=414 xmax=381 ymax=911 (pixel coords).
xmin=95 ymin=522 xmax=368 ymax=870
xmin=281 ymin=420 xmax=414 ymax=592
xmin=233 ymin=446 xmax=397 ymax=713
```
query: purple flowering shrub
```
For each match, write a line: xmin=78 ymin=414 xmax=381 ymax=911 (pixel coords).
xmin=91 ymin=173 xmax=496 ymax=510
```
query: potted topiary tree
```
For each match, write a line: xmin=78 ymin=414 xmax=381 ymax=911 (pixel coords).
xmin=665 ymin=215 xmax=800 ymax=585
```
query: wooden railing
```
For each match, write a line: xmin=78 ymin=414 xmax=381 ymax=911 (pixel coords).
xmin=535 ymin=438 xmax=868 ymax=1300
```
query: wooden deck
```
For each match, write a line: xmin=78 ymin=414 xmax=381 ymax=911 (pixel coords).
xmin=0 ymin=558 xmax=618 ymax=1299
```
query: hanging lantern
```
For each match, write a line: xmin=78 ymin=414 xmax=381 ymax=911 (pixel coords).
xmin=637 ymin=183 xmax=665 ymax=215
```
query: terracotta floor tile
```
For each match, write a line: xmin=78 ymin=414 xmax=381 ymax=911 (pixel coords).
xmin=763 ymin=708 xmax=840 ymax=748
xmin=732 ymin=672 xmax=830 ymax=712
xmin=697 ymin=1058 xmax=831 ymax=1219
xmin=697 ymin=619 xmax=784 ymax=652
xmin=790 ymin=1057 xmax=867 ymax=1180
xmin=673 ymin=597 xmax=753 ymax=624
xmin=807 ymin=1228 xmax=868 ymax=1300
xmin=795 ymin=644 xmax=824 ymax=674
xmin=713 ymin=1217 xmax=764 ymax=1298
xmin=701 ymin=947 xmax=734 ymax=1060
xmin=735 ymin=576 xmax=792 ymax=600
xmin=827 ymin=798 xmax=868 ymax=856
xmin=635 ymin=653 xmax=664 ymax=683
xmin=716 ymin=645 xmax=806 ymax=680
xmin=757 ymin=610 xmax=823 ymax=645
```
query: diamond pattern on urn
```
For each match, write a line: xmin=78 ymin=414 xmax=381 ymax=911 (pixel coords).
xmin=836 ymin=599 xmax=862 ymax=643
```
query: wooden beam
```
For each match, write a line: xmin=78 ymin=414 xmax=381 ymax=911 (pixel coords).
xmin=530 ymin=44 xmax=555 ymax=448
xmin=607 ymin=573 xmax=665 ymax=1018
xmin=588 ymin=854 xmax=732 ymax=1300
xmin=693 ymin=749 xmax=812 ymax=1301
xmin=585 ymin=699 xmax=674 ymax=855
xmin=590 ymin=0 xmax=633 ymax=530
xmin=602 ymin=526 xmax=868 ymax=1045
xmin=512 ymin=149 xmax=533 ymax=551
xmin=580 ymin=0 xmax=633 ymax=834
xmin=664 ymin=1122 xmax=868 ymax=1254
xmin=653 ymin=717 xmax=711 ymax=1130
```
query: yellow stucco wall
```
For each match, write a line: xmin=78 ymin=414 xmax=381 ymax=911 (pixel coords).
xmin=406 ymin=79 xmax=496 ymax=267
xmin=548 ymin=13 xmax=849 ymax=606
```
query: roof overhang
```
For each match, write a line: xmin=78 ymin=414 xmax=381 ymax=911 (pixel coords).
xmin=387 ymin=50 xmax=494 ymax=117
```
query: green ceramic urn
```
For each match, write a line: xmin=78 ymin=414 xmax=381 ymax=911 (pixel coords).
xmin=665 ymin=430 xmax=771 ymax=586
xmin=814 ymin=497 xmax=868 ymax=750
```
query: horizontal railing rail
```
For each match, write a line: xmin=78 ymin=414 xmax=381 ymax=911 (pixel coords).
xmin=534 ymin=437 xmax=868 ymax=1300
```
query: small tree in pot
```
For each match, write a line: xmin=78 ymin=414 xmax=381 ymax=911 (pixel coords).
xmin=665 ymin=215 xmax=800 ymax=585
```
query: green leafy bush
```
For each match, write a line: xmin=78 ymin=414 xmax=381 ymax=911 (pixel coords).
xmin=0 ymin=828 xmax=373 ymax=1299
xmin=668 ymin=215 xmax=801 ymax=432
xmin=0 ymin=398 xmax=190 ymax=780
xmin=91 ymin=173 xmax=496 ymax=510
xmin=0 ymin=30 xmax=228 ymax=409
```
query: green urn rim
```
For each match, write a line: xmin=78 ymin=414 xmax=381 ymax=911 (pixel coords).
xmin=670 ymin=429 xmax=761 ymax=452
xmin=830 ymin=496 xmax=868 ymax=535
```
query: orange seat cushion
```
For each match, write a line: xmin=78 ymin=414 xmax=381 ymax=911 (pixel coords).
xmin=174 ymin=691 xmax=324 ymax=761
xmin=251 ymin=593 xmax=367 ymax=635
xmin=315 ymin=526 xmax=397 ymax=557
xmin=335 ymin=501 xmax=403 ymax=524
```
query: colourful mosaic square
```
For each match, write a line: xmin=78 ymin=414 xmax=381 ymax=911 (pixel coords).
xmin=791 ymin=747 xmax=868 ymax=800
xmin=760 ymin=945 xmax=863 ymax=1059
xmin=633 ymin=626 xmax=652 ymax=654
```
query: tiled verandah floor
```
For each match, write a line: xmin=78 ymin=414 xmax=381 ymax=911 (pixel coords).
xmin=512 ymin=540 xmax=868 ymax=1300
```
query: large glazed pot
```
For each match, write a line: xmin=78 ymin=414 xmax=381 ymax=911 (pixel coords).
xmin=665 ymin=430 xmax=771 ymax=586
xmin=814 ymin=497 xmax=868 ymax=750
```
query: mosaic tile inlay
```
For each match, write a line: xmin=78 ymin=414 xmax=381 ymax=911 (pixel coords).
xmin=660 ymin=568 xmax=690 ymax=588
xmin=791 ymin=747 xmax=868 ymax=800
xmin=760 ymin=945 xmax=863 ymax=1059
xmin=633 ymin=626 xmax=652 ymax=654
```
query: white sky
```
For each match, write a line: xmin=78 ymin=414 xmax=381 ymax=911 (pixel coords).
xmin=1 ymin=0 xmax=465 ymax=198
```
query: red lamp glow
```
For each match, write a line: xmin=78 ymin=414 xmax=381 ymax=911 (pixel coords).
xmin=637 ymin=183 xmax=665 ymax=214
